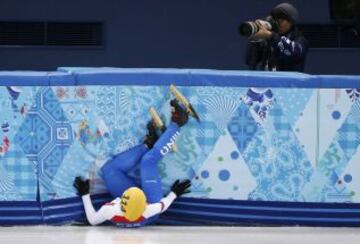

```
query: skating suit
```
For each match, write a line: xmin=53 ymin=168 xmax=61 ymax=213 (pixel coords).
xmin=81 ymin=192 xmax=177 ymax=228
xmin=81 ymin=122 xmax=180 ymax=226
xmin=101 ymin=122 xmax=180 ymax=203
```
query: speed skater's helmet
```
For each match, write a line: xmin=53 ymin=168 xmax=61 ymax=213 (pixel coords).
xmin=120 ymin=187 xmax=147 ymax=221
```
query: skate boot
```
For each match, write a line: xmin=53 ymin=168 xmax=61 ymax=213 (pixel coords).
xmin=143 ymin=120 xmax=159 ymax=149
xmin=170 ymin=99 xmax=189 ymax=127
xmin=149 ymin=107 xmax=177 ymax=152
xmin=149 ymin=107 xmax=166 ymax=133
xmin=169 ymin=84 xmax=200 ymax=122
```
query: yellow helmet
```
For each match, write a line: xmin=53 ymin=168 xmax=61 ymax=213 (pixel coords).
xmin=120 ymin=187 xmax=147 ymax=221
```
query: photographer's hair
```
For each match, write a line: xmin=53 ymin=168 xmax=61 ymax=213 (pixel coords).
xmin=270 ymin=3 xmax=299 ymax=23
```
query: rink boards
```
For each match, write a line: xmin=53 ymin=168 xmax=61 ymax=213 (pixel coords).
xmin=0 ymin=68 xmax=360 ymax=226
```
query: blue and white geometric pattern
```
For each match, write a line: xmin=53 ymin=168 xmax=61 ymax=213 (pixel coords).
xmin=242 ymin=104 xmax=313 ymax=201
xmin=197 ymin=130 xmax=256 ymax=199
xmin=96 ymin=86 xmax=168 ymax=156
xmin=1 ymin=78 xmax=360 ymax=205
xmin=13 ymin=88 xmax=74 ymax=200
xmin=272 ymin=88 xmax=313 ymax=126
xmin=318 ymin=89 xmax=353 ymax=159
xmin=341 ymin=147 xmax=360 ymax=202
xmin=49 ymin=141 xmax=97 ymax=200
xmin=242 ymin=88 xmax=275 ymax=124
xmin=303 ymin=98 xmax=360 ymax=202
xmin=0 ymin=87 xmax=38 ymax=201
xmin=337 ymin=118 xmax=360 ymax=159
xmin=293 ymin=90 xmax=317 ymax=167
xmin=0 ymin=144 xmax=37 ymax=200
xmin=157 ymin=86 xmax=223 ymax=192
xmin=228 ymin=103 xmax=259 ymax=154
xmin=195 ymin=86 xmax=244 ymax=133
xmin=185 ymin=88 xmax=222 ymax=157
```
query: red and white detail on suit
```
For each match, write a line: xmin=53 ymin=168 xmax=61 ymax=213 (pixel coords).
xmin=81 ymin=192 xmax=177 ymax=226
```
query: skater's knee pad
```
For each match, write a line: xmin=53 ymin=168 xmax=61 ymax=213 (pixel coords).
xmin=121 ymin=187 xmax=147 ymax=221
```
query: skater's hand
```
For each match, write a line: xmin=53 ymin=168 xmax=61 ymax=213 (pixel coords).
xmin=73 ymin=176 xmax=90 ymax=196
xmin=171 ymin=179 xmax=191 ymax=197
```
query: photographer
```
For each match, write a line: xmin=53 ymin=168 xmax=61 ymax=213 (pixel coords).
xmin=243 ymin=3 xmax=309 ymax=72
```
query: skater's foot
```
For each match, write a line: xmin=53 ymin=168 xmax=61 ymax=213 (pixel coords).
xmin=144 ymin=120 xmax=159 ymax=149
xmin=169 ymin=85 xmax=200 ymax=122
xmin=149 ymin=107 xmax=166 ymax=133
xmin=170 ymin=99 xmax=189 ymax=127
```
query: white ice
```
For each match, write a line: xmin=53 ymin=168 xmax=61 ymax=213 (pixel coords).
xmin=0 ymin=226 xmax=359 ymax=244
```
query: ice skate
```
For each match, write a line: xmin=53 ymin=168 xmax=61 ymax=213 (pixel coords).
xmin=149 ymin=107 xmax=177 ymax=152
xmin=170 ymin=99 xmax=190 ymax=127
xmin=143 ymin=118 xmax=159 ymax=149
xmin=169 ymin=84 xmax=200 ymax=122
xmin=149 ymin=107 xmax=166 ymax=133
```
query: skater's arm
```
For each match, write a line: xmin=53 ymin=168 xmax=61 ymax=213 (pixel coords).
xmin=74 ymin=176 xmax=117 ymax=225
xmin=81 ymin=194 xmax=114 ymax=225
xmin=143 ymin=192 xmax=177 ymax=218
xmin=143 ymin=179 xmax=191 ymax=219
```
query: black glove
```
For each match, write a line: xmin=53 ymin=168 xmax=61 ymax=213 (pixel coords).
xmin=73 ymin=176 xmax=90 ymax=196
xmin=171 ymin=179 xmax=191 ymax=197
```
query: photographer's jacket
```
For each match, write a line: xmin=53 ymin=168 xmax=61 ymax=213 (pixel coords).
xmin=246 ymin=28 xmax=308 ymax=72
xmin=270 ymin=28 xmax=308 ymax=71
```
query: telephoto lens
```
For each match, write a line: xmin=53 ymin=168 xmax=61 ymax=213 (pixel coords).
xmin=238 ymin=20 xmax=273 ymax=37
xmin=238 ymin=21 xmax=259 ymax=37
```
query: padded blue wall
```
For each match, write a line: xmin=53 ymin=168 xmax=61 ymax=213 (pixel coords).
xmin=1 ymin=68 xmax=360 ymax=226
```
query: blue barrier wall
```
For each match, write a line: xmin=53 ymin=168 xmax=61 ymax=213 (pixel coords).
xmin=1 ymin=68 xmax=360 ymax=226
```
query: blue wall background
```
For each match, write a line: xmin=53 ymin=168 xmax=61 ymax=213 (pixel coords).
xmin=0 ymin=0 xmax=359 ymax=74
xmin=1 ymin=69 xmax=360 ymax=226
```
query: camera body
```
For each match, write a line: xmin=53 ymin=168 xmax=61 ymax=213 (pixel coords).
xmin=239 ymin=16 xmax=279 ymax=37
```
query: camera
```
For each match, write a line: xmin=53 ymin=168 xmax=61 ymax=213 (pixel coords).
xmin=238 ymin=17 xmax=278 ymax=37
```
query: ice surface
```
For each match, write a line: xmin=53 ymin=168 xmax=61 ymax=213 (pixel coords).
xmin=0 ymin=226 xmax=359 ymax=244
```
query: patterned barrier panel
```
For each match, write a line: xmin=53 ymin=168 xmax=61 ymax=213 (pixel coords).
xmin=0 ymin=69 xmax=360 ymax=226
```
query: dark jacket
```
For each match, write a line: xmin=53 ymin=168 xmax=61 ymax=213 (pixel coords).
xmin=245 ymin=27 xmax=309 ymax=72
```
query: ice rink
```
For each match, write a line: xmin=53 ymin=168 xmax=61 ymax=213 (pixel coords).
xmin=0 ymin=226 xmax=359 ymax=244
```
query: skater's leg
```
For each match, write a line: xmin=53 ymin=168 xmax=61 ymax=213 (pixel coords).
xmin=101 ymin=144 xmax=148 ymax=174
xmin=140 ymin=123 xmax=180 ymax=203
xmin=101 ymin=119 xmax=163 ymax=198
xmin=101 ymin=144 xmax=147 ymax=198
xmin=102 ymin=169 xmax=138 ymax=198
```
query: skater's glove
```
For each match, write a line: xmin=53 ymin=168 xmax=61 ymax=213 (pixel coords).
xmin=73 ymin=176 xmax=90 ymax=196
xmin=171 ymin=179 xmax=191 ymax=197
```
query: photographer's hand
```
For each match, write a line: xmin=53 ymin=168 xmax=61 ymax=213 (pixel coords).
xmin=253 ymin=20 xmax=272 ymax=40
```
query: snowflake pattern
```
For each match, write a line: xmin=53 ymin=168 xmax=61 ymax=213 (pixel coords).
xmin=346 ymin=89 xmax=360 ymax=102
xmin=241 ymin=88 xmax=275 ymax=123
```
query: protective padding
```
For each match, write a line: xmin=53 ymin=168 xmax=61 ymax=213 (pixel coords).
xmin=1 ymin=68 xmax=360 ymax=227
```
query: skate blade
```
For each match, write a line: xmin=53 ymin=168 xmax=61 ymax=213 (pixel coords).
xmin=149 ymin=107 xmax=177 ymax=152
xmin=169 ymin=84 xmax=200 ymax=122
xmin=149 ymin=107 xmax=164 ymax=129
